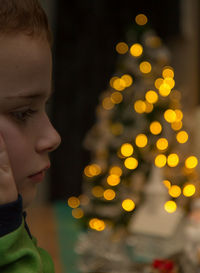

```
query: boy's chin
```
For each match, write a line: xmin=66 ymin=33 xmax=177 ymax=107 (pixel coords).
xmin=21 ymin=188 xmax=38 ymax=209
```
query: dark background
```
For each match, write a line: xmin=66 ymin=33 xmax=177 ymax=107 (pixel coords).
xmin=49 ymin=0 xmax=181 ymax=200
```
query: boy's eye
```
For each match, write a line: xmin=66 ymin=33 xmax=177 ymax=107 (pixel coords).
xmin=11 ymin=109 xmax=37 ymax=122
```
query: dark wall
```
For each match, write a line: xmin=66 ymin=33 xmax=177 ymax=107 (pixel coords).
xmin=50 ymin=0 xmax=180 ymax=200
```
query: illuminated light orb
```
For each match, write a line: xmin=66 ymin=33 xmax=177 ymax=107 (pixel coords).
xmin=183 ymin=184 xmax=196 ymax=197
xmin=162 ymin=67 xmax=174 ymax=78
xmin=72 ymin=208 xmax=84 ymax=219
xmin=169 ymin=185 xmax=181 ymax=198
xmin=135 ymin=134 xmax=148 ymax=148
xmin=164 ymin=77 xmax=175 ymax=89
xmin=164 ymin=109 xmax=177 ymax=123
xmin=111 ymin=123 xmax=123 ymax=135
xmin=103 ymin=189 xmax=116 ymax=200
xmin=84 ymin=164 xmax=101 ymax=177
xmin=156 ymin=138 xmax=168 ymax=151
xmin=124 ymin=157 xmax=138 ymax=170
xmin=113 ymin=78 xmax=126 ymax=91
xmin=154 ymin=78 xmax=164 ymax=89
xmin=139 ymin=61 xmax=152 ymax=74
xmin=176 ymin=131 xmax=188 ymax=144
xmin=115 ymin=42 xmax=129 ymax=54
xmin=107 ymin=174 xmax=120 ymax=186
xmin=135 ymin=14 xmax=148 ymax=26
xmin=155 ymin=154 xmax=167 ymax=168
xmin=110 ymin=166 xmax=123 ymax=176
xmin=167 ymin=153 xmax=179 ymax=167
xmin=111 ymin=91 xmax=123 ymax=104
xmin=122 ymin=199 xmax=135 ymax=212
xmin=164 ymin=200 xmax=177 ymax=213
xmin=102 ymin=97 xmax=114 ymax=110
xmin=68 ymin=196 xmax=80 ymax=208
xmin=121 ymin=74 xmax=133 ymax=87
xmin=163 ymin=179 xmax=171 ymax=189
xmin=144 ymin=101 xmax=154 ymax=113
xmin=134 ymin=100 xmax=146 ymax=113
xmin=150 ymin=121 xmax=162 ymax=135
xmin=159 ymin=82 xmax=171 ymax=97
xmin=109 ymin=76 xmax=118 ymax=88
xmin=145 ymin=90 xmax=158 ymax=104
xmin=171 ymin=121 xmax=183 ymax=131
xmin=89 ymin=218 xmax=106 ymax=231
xmin=130 ymin=43 xmax=143 ymax=57
xmin=121 ymin=143 xmax=134 ymax=157
xmin=185 ymin=156 xmax=198 ymax=169
xmin=174 ymin=109 xmax=183 ymax=122
xmin=92 ymin=186 xmax=104 ymax=198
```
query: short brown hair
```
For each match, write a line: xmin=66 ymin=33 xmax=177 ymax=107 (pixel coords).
xmin=0 ymin=0 xmax=52 ymax=44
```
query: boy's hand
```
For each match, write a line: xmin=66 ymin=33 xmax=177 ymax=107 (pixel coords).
xmin=0 ymin=133 xmax=18 ymax=204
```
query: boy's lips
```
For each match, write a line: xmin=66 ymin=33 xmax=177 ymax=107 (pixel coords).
xmin=28 ymin=164 xmax=50 ymax=182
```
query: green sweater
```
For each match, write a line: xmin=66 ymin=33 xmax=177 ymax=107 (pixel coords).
xmin=0 ymin=196 xmax=55 ymax=273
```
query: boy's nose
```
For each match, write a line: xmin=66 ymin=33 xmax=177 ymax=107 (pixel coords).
xmin=35 ymin=116 xmax=61 ymax=153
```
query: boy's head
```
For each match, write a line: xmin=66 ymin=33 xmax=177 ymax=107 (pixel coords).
xmin=0 ymin=0 xmax=61 ymax=208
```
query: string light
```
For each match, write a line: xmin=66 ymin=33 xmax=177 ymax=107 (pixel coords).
xmin=116 ymin=42 xmax=129 ymax=54
xmin=92 ymin=186 xmax=104 ymax=198
xmin=107 ymin=174 xmax=121 ymax=186
xmin=185 ymin=156 xmax=198 ymax=169
xmin=139 ymin=61 xmax=152 ymax=74
xmin=167 ymin=153 xmax=179 ymax=167
xmin=174 ymin=109 xmax=183 ymax=121
xmin=154 ymin=78 xmax=164 ymax=89
xmin=176 ymin=131 xmax=188 ymax=144
xmin=162 ymin=66 xmax=174 ymax=78
xmin=84 ymin=164 xmax=101 ymax=177
xmin=163 ymin=180 xmax=171 ymax=189
xmin=111 ymin=92 xmax=123 ymax=104
xmin=145 ymin=90 xmax=158 ymax=104
xmin=121 ymin=74 xmax=133 ymax=87
xmin=120 ymin=143 xmax=134 ymax=157
xmin=109 ymin=76 xmax=118 ymax=88
xmin=135 ymin=134 xmax=148 ymax=147
xmin=124 ymin=157 xmax=138 ymax=170
xmin=155 ymin=154 xmax=167 ymax=168
xmin=171 ymin=121 xmax=183 ymax=131
xmin=144 ymin=101 xmax=154 ymax=113
xmin=102 ymin=97 xmax=114 ymax=110
xmin=168 ymin=185 xmax=181 ymax=198
xmin=122 ymin=199 xmax=135 ymax=211
xmin=109 ymin=166 xmax=123 ymax=176
xmin=183 ymin=184 xmax=196 ymax=197
xmin=68 ymin=197 xmax=80 ymax=208
xmin=159 ymin=82 xmax=171 ymax=97
xmin=103 ymin=189 xmax=116 ymax=200
xmin=89 ymin=218 xmax=105 ymax=231
xmin=72 ymin=208 xmax=84 ymax=219
xmin=164 ymin=200 xmax=177 ymax=213
xmin=164 ymin=109 xmax=177 ymax=123
xmin=134 ymin=100 xmax=146 ymax=113
xmin=130 ymin=43 xmax=143 ymax=57
xmin=150 ymin=121 xmax=162 ymax=135
xmin=135 ymin=14 xmax=148 ymax=26
xmin=156 ymin=138 xmax=168 ymax=151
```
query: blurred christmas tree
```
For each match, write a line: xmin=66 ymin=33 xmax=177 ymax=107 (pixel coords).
xmin=68 ymin=13 xmax=199 ymax=233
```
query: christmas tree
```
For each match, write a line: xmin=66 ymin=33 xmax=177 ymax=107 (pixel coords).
xmin=68 ymin=13 xmax=199 ymax=234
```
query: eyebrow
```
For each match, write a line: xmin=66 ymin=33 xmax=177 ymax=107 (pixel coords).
xmin=4 ymin=88 xmax=54 ymax=100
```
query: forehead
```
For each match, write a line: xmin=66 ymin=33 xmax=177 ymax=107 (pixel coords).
xmin=0 ymin=34 xmax=52 ymax=99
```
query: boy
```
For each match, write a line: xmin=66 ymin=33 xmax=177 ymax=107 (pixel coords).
xmin=0 ymin=0 xmax=61 ymax=272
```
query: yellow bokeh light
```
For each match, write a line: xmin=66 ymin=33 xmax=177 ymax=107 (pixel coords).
xmin=171 ymin=121 xmax=183 ymax=131
xmin=176 ymin=131 xmax=188 ymax=144
xmin=102 ymin=97 xmax=114 ymax=110
xmin=103 ymin=189 xmax=116 ymax=200
xmin=72 ymin=208 xmax=84 ymax=219
xmin=134 ymin=100 xmax=146 ymax=113
xmin=111 ymin=123 xmax=123 ymax=135
xmin=183 ymin=184 xmax=196 ymax=197
xmin=124 ymin=157 xmax=138 ymax=170
xmin=109 ymin=76 xmax=118 ymax=88
xmin=164 ymin=77 xmax=175 ymax=89
xmin=122 ymin=199 xmax=135 ymax=211
xmin=167 ymin=153 xmax=179 ymax=167
xmin=169 ymin=185 xmax=181 ymax=198
xmin=84 ymin=164 xmax=101 ymax=177
xmin=163 ymin=180 xmax=171 ymax=189
xmin=155 ymin=78 xmax=164 ymax=89
xmin=121 ymin=143 xmax=134 ymax=157
xmin=150 ymin=121 xmax=162 ymax=135
xmin=111 ymin=92 xmax=123 ymax=104
xmin=110 ymin=166 xmax=123 ymax=176
xmin=185 ymin=156 xmax=198 ymax=169
xmin=92 ymin=186 xmax=104 ymax=198
xmin=145 ymin=90 xmax=158 ymax=104
xmin=139 ymin=61 xmax=152 ymax=74
xmin=162 ymin=67 xmax=174 ymax=78
xmin=159 ymin=82 xmax=171 ymax=97
xmin=115 ymin=42 xmax=129 ymax=54
xmin=130 ymin=43 xmax=143 ymax=57
xmin=68 ymin=196 xmax=80 ymax=208
xmin=164 ymin=109 xmax=177 ymax=123
xmin=113 ymin=78 xmax=126 ymax=91
xmin=121 ymin=74 xmax=133 ymax=87
xmin=135 ymin=134 xmax=148 ymax=148
xmin=174 ymin=109 xmax=183 ymax=121
xmin=155 ymin=154 xmax=167 ymax=168
xmin=135 ymin=14 xmax=148 ymax=26
xmin=164 ymin=201 xmax=177 ymax=213
xmin=89 ymin=218 xmax=105 ymax=231
xmin=107 ymin=174 xmax=120 ymax=186
xmin=156 ymin=138 xmax=168 ymax=151
xmin=144 ymin=101 xmax=154 ymax=113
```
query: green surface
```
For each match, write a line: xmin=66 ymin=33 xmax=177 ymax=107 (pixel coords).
xmin=53 ymin=202 xmax=82 ymax=273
